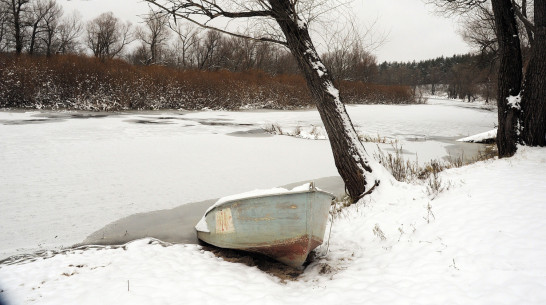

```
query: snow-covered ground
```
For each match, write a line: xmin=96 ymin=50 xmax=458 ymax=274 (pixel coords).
xmin=1 ymin=146 xmax=545 ymax=304
xmin=5 ymin=98 xmax=539 ymax=305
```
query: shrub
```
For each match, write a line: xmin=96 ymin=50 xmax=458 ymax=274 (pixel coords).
xmin=0 ymin=53 xmax=417 ymax=111
xmin=339 ymin=81 xmax=417 ymax=105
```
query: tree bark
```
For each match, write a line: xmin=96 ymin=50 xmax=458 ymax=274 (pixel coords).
xmin=491 ymin=0 xmax=523 ymax=157
xmin=269 ymin=0 xmax=376 ymax=200
xmin=29 ymin=23 xmax=38 ymax=55
xmin=11 ymin=1 xmax=24 ymax=54
xmin=45 ymin=28 xmax=53 ymax=56
xmin=521 ymin=1 xmax=546 ymax=146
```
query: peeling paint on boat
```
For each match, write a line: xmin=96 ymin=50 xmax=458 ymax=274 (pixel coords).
xmin=215 ymin=209 xmax=234 ymax=234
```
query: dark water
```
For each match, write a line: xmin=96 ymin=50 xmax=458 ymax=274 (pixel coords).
xmin=80 ymin=176 xmax=345 ymax=247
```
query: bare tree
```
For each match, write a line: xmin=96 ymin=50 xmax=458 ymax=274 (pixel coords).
xmin=489 ymin=0 xmax=524 ymax=156
xmin=26 ymin=0 xmax=61 ymax=55
xmin=225 ymin=35 xmax=259 ymax=71
xmin=459 ymin=4 xmax=498 ymax=54
xmin=0 ymin=1 xmax=10 ymax=50
xmin=56 ymin=11 xmax=82 ymax=54
xmin=254 ymin=40 xmax=277 ymax=72
xmin=145 ymin=0 xmax=381 ymax=200
xmin=270 ymin=47 xmax=299 ymax=74
xmin=458 ymin=2 xmax=536 ymax=54
xmin=0 ymin=0 xmax=31 ymax=54
xmin=86 ymin=12 xmax=133 ymax=59
xmin=195 ymin=30 xmax=222 ymax=70
xmin=429 ymin=0 xmax=546 ymax=156
xmin=323 ymin=42 xmax=377 ymax=82
xmin=321 ymin=17 xmax=383 ymax=82
xmin=28 ymin=0 xmax=48 ymax=54
xmin=171 ymin=21 xmax=200 ymax=68
xmin=40 ymin=0 xmax=62 ymax=56
xmin=137 ymin=10 xmax=170 ymax=65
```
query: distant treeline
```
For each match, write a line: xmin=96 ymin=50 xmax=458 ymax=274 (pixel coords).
xmin=372 ymin=53 xmax=498 ymax=103
xmin=0 ymin=53 xmax=416 ymax=111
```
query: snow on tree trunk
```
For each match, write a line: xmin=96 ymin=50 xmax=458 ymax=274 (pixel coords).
xmin=269 ymin=0 xmax=378 ymax=200
xmin=491 ymin=0 xmax=523 ymax=157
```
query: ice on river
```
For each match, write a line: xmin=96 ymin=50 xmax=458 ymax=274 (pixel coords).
xmin=0 ymin=99 xmax=497 ymax=259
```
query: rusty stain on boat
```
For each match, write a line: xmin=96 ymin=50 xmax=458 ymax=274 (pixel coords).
xmin=239 ymin=216 xmax=275 ymax=222
xmin=215 ymin=208 xmax=234 ymax=234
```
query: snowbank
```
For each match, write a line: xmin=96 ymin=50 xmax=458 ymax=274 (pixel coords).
xmin=457 ymin=129 xmax=497 ymax=143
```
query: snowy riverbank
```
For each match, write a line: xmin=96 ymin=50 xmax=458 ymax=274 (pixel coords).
xmin=1 ymin=147 xmax=545 ymax=305
xmin=6 ymin=99 xmax=539 ymax=304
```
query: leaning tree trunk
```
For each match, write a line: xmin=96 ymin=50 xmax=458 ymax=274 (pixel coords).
xmin=521 ymin=1 xmax=546 ymax=146
xmin=269 ymin=0 xmax=378 ymax=201
xmin=491 ymin=0 xmax=524 ymax=157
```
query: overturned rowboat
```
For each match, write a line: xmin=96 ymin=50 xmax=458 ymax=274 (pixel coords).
xmin=195 ymin=183 xmax=334 ymax=268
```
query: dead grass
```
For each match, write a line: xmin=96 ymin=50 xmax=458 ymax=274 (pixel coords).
xmin=374 ymin=142 xmax=497 ymax=197
xmin=375 ymin=142 xmax=497 ymax=184
xmin=330 ymin=195 xmax=353 ymax=217
xmin=358 ymin=133 xmax=392 ymax=144
xmin=263 ymin=123 xmax=284 ymax=135
xmin=373 ymin=224 xmax=387 ymax=241
xmin=374 ymin=142 xmax=420 ymax=182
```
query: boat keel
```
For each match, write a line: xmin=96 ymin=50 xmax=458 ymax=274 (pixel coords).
xmin=246 ymin=235 xmax=322 ymax=268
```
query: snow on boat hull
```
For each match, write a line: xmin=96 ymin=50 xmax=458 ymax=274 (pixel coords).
xmin=196 ymin=185 xmax=334 ymax=267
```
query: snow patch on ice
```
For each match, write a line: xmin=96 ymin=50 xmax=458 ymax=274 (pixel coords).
xmin=457 ymin=128 xmax=497 ymax=143
xmin=0 ymin=104 xmax=498 ymax=258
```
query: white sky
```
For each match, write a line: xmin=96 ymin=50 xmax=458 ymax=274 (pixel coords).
xmin=59 ymin=0 xmax=470 ymax=63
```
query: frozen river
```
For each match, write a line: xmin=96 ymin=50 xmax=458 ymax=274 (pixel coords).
xmin=0 ymin=99 xmax=497 ymax=259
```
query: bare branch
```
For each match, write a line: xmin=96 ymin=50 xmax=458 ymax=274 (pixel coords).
xmin=425 ymin=0 xmax=489 ymax=16
xmin=511 ymin=0 xmax=535 ymax=38
xmin=144 ymin=0 xmax=287 ymax=45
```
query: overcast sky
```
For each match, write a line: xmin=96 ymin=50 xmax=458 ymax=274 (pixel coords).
xmin=59 ymin=0 xmax=470 ymax=63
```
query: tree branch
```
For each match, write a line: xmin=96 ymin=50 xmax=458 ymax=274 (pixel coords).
xmin=144 ymin=0 xmax=286 ymax=46
xmin=511 ymin=0 xmax=535 ymax=40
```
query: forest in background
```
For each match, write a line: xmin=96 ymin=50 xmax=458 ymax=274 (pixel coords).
xmin=0 ymin=0 xmax=507 ymax=110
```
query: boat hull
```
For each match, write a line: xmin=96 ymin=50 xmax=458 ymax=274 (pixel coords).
xmin=196 ymin=190 xmax=333 ymax=267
